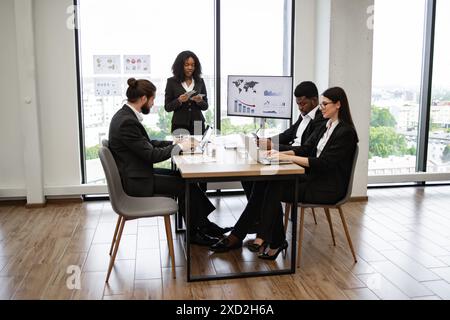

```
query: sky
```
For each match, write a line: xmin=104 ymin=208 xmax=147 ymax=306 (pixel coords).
xmin=78 ymin=0 xmax=286 ymax=125
xmin=372 ymin=0 xmax=450 ymax=90
xmin=78 ymin=0 xmax=284 ymax=80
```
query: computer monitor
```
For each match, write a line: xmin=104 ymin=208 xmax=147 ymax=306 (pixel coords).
xmin=227 ymin=75 xmax=293 ymax=120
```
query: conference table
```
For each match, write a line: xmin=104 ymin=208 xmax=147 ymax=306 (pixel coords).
xmin=172 ymin=135 xmax=305 ymax=282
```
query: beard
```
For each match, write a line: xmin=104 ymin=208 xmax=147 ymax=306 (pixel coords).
xmin=141 ymin=104 xmax=151 ymax=115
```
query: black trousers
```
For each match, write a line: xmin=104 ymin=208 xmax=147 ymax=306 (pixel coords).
xmin=241 ymin=181 xmax=253 ymax=200
xmin=233 ymin=178 xmax=309 ymax=248
xmin=153 ymin=168 xmax=215 ymax=230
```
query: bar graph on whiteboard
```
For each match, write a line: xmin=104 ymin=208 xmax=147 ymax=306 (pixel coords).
xmin=234 ymin=100 xmax=256 ymax=115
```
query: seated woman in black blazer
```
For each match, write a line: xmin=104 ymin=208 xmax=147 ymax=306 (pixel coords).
xmin=210 ymin=87 xmax=359 ymax=259
xmin=165 ymin=51 xmax=209 ymax=136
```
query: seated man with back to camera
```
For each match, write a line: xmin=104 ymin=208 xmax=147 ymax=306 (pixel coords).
xmin=108 ymin=78 xmax=231 ymax=246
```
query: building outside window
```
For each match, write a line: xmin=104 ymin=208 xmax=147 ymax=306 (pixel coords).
xmin=76 ymin=0 xmax=293 ymax=184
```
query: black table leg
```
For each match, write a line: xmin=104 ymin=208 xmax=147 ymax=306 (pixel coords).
xmin=291 ymin=177 xmax=299 ymax=271
xmin=185 ymin=181 xmax=191 ymax=282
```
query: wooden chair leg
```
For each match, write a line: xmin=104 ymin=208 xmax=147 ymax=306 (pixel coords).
xmin=338 ymin=206 xmax=357 ymax=263
xmin=164 ymin=215 xmax=176 ymax=279
xmin=297 ymin=207 xmax=305 ymax=268
xmin=324 ymin=208 xmax=336 ymax=246
xmin=284 ymin=203 xmax=292 ymax=234
xmin=311 ymin=208 xmax=318 ymax=225
xmin=109 ymin=216 xmax=123 ymax=256
xmin=106 ymin=218 xmax=126 ymax=283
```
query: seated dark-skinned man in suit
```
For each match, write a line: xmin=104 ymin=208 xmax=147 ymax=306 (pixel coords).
xmin=241 ymin=81 xmax=327 ymax=232
xmin=108 ymin=78 xmax=231 ymax=246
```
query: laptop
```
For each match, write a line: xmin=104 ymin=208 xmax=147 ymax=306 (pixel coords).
xmin=242 ymin=134 xmax=293 ymax=165
xmin=189 ymin=126 xmax=213 ymax=154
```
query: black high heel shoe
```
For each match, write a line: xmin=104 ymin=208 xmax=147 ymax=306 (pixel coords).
xmin=258 ymin=241 xmax=288 ymax=260
xmin=247 ymin=240 xmax=268 ymax=253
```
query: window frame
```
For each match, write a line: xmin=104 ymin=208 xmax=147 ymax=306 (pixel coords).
xmin=74 ymin=0 xmax=295 ymax=187
xmin=368 ymin=0 xmax=450 ymax=186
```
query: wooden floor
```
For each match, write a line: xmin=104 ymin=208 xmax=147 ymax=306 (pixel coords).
xmin=1 ymin=186 xmax=450 ymax=300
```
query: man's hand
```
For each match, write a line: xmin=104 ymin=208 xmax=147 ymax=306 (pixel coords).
xmin=265 ymin=149 xmax=279 ymax=158
xmin=178 ymin=137 xmax=199 ymax=152
xmin=257 ymin=138 xmax=272 ymax=150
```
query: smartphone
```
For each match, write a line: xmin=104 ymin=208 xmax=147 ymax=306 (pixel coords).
xmin=185 ymin=90 xmax=197 ymax=98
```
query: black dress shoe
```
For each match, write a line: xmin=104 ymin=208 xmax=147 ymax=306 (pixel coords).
xmin=209 ymin=237 xmax=242 ymax=253
xmin=201 ymin=222 xmax=233 ymax=238
xmin=190 ymin=231 xmax=219 ymax=246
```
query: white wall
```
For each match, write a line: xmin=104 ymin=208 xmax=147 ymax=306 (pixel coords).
xmin=314 ymin=0 xmax=331 ymax=93
xmin=293 ymin=0 xmax=316 ymax=85
xmin=0 ymin=0 xmax=26 ymax=197
xmin=34 ymin=0 xmax=81 ymax=188
xmin=328 ymin=0 xmax=373 ymax=197
xmin=294 ymin=0 xmax=373 ymax=198
xmin=1 ymin=0 xmax=373 ymax=202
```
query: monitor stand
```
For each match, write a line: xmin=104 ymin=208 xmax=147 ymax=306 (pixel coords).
xmin=258 ymin=118 xmax=267 ymax=137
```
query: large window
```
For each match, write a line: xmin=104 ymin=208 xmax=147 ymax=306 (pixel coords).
xmin=428 ymin=0 xmax=450 ymax=173
xmin=76 ymin=0 xmax=293 ymax=184
xmin=220 ymin=0 xmax=291 ymax=136
xmin=370 ymin=0 xmax=426 ymax=176
xmin=370 ymin=0 xmax=450 ymax=182
xmin=78 ymin=0 xmax=215 ymax=183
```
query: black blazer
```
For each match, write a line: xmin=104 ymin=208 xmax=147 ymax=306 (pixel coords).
xmin=292 ymin=122 xmax=358 ymax=204
xmin=108 ymin=105 xmax=181 ymax=197
xmin=164 ymin=77 xmax=209 ymax=134
xmin=272 ymin=108 xmax=327 ymax=151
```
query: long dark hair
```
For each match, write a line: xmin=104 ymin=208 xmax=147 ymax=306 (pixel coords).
xmin=322 ymin=87 xmax=359 ymax=141
xmin=126 ymin=78 xmax=156 ymax=102
xmin=171 ymin=51 xmax=202 ymax=82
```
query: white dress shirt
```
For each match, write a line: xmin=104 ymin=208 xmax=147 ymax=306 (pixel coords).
xmin=126 ymin=103 xmax=144 ymax=122
xmin=182 ymin=79 xmax=195 ymax=92
xmin=316 ymin=119 xmax=340 ymax=157
xmin=292 ymin=105 xmax=320 ymax=146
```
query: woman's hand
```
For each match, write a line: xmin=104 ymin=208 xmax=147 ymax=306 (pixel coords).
xmin=178 ymin=94 xmax=189 ymax=103
xmin=191 ymin=95 xmax=203 ymax=103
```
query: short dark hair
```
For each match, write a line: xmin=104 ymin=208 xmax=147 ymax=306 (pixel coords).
xmin=172 ymin=51 xmax=203 ymax=82
xmin=294 ymin=81 xmax=319 ymax=99
xmin=126 ymin=78 xmax=156 ymax=103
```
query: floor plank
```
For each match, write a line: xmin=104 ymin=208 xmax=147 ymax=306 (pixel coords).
xmin=2 ymin=186 xmax=450 ymax=300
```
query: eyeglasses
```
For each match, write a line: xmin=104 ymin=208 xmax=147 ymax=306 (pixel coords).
xmin=319 ymin=101 xmax=335 ymax=110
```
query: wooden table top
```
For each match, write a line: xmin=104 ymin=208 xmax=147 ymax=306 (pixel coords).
xmin=172 ymin=135 xmax=305 ymax=179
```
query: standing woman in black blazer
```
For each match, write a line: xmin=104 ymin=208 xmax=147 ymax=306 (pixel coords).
xmin=165 ymin=51 xmax=209 ymax=136
xmin=211 ymin=87 xmax=359 ymax=259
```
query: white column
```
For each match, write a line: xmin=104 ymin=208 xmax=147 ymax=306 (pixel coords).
xmin=294 ymin=0 xmax=374 ymax=198
xmin=293 ymin=0 xmax=317 ymax=98
xmin=314 ymin=0 xmax=331 ymax=93
xmin=14 ymin=0 xmax=45 ymax=205
xmin=328 ymin=0 xmax=374 ymax=198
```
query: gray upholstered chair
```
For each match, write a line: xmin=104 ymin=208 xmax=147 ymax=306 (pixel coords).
xmin=284 ymin=145 xmax=359 ymax=267
xmin=99 ymin=143 xmax=179 ymax=282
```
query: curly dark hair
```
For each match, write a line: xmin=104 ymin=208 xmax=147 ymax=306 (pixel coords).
xmin=171 ymin=51 xmax=203 ymax=83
